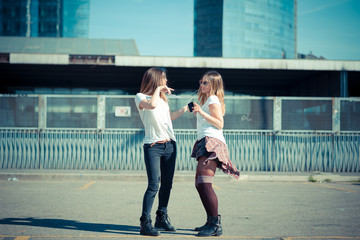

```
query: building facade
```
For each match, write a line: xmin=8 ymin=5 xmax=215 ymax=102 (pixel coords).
xmin=194 ymin=0 xmax=297 ymax=59
xmin=0 ymin=0 xmax=89 ymax=38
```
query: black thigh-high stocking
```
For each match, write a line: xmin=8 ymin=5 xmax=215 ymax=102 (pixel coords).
xmin=195 ymin=156 xmax=218 ymax=217
xmin=196 ymin=175 xmax=218 ymax=216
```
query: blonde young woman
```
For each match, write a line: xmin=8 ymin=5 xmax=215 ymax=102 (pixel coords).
xmin=190 ymin=71 xmax=240 ymax=237
xmin=135 ymin=67 xmax=187 ymax=236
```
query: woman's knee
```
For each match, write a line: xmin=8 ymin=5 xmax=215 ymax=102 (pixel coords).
xmin=160 ymin=180 xmax=173 ymax=191
xmin=147 ymin=179 xmax=160 ymax=193
xmin=195 ymin=174 xmax=214 ymax=191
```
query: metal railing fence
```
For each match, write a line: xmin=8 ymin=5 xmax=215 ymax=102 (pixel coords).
xmin=0 ymin=95 xmax=359 ymax=172
xmin=1 ymin=129 xmax=359 ymax=172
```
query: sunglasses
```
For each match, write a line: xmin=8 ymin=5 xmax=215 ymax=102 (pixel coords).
xmin=199 ymin=80 xmax=210 ymax=86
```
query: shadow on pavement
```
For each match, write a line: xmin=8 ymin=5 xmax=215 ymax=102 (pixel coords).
xmin=0 ymin=217 xmax=140 ymax=235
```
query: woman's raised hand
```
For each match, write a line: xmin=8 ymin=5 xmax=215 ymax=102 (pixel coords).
xmin=158 ymin=86 xmax=174 ymax=95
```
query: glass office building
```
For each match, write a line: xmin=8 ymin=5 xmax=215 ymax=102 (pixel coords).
xmin=0 ymin=0 xmax=90 ymax=38
xmin=62 ymin=0 xmax=89 ymax=38
xmin=194 ymin=0 xmax=297 ymax=59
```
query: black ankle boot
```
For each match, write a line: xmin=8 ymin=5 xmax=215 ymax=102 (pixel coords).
xmin=154 ymin=210 xmax=176 ymax=232
xmin=194 ymin=215 xmax=209 ymax=231
xmin=140 ymin=216 xmax=160 ymax=236
xmin=197 ymin=215 xmax=222 ymax=237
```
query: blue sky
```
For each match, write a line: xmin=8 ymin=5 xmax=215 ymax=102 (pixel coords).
xmin=89 ymin=0 xmax=360 ymax=60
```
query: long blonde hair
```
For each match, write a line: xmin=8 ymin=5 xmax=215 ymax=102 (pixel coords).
xmin=198 ymin=70 xmax=226 ymax=115
xmin=140 ymin=67 xmax=167 ymax=102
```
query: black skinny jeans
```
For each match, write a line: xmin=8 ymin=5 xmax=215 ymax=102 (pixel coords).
xmin=142 ymin=140 xmax=177 ymax=218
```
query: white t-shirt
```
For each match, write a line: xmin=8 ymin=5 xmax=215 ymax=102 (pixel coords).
xmin=135 ymin=93 xmax=176 ymax=144
xmin=197 ymin=95 xmax=226 ymax=144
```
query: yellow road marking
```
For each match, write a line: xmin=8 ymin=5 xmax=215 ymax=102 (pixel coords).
xmin=304 ymin=182 xmax=356 ymax=193
xmin=212 ymin=184 xmax=221 ymax=191
xmin=78 ymin=181 xmax=96 ymax=190
xmin=14 ymin=236 xmax=31 ymax=240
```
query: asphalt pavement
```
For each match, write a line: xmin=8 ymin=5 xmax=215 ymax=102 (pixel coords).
xmin=0 ymin=170 xmax=360 ymax=240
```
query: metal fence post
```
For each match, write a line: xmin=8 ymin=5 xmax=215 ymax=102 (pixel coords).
xmin=273 ymin=97 xmax=281 ymax=132
xmin=97 ymin=96 xmax=105 ymax=130
xmin=333 ymin=98 xmax=340 ymax=132
xmin=38 ymin=95 xmax=47 ymax=169
xmin=272 ymin=97 xmax=282 ymax=171
xmin=38 ymin=95 xmax=46 ymax=130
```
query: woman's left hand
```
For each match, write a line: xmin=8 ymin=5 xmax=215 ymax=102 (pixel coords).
xmin=192 ymin=102 xmax=203 ymax=115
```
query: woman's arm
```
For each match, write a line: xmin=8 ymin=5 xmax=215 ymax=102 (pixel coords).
xmin=139 ymin=86 xmax=174 ymax=110
xmin=170 ymin=105 xmax=188 ymax=121
xmin=192 ymin=102 xmax=224 ymax=129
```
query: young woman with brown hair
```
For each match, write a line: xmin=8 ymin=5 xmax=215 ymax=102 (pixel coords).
xmin=135 ymin=67 xmax=187 ymax=236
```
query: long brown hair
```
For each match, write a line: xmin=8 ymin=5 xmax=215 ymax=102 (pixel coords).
xmin=198 ymin=70 xmax=226 ymax=115
xmin=139 ymin=67 xmax=167 ymax=102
